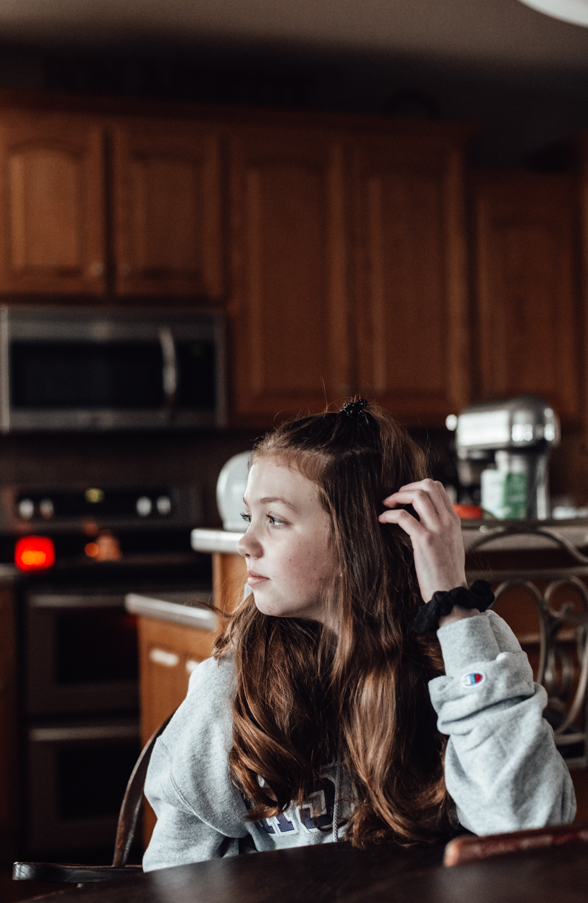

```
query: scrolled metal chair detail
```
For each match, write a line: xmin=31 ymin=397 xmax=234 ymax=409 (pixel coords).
xmin=466 ymin=524 xmax=588 ymax=768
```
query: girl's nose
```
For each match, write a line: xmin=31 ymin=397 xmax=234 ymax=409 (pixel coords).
xmin=237 ymin=529 xmax=261 ymax=558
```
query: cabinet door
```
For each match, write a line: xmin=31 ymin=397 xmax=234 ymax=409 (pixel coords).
xmin=228 ymin=128 xmax=351 ymax=425
xmin=138 ymin=618 xmax=216 ymax=745
xmin=353 ymin=135 xmax=471 ymax=424
xmin=138 ymin=617 xmax=217 ymax=845
xmin=473 ymin=172 xmax=580 ymax=421
xmin=112 ymin=122 xmax=222 ymax=298
xmin=0 ymin=113 xmax=106 ymax=295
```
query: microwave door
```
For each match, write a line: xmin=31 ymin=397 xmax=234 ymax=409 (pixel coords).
xmin=6 ymin=337 xmax=166 ymax=430
xmin=159 ymin=327 xmax=178 ymax=423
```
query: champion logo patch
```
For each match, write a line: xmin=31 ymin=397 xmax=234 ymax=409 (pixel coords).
xmin=461 ymin=672 xmax=485 ymax=688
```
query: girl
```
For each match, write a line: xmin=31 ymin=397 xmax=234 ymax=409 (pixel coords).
xmin=143 ymin=400 xmax=575 ymax=870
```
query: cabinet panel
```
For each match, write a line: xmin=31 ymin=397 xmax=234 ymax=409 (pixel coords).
xmin=112 ymin=123 xmax=223 ymax=298
xmin=0 ymin=114 xmax=106 ymax=294
xmin=473 ymin=172 xmax=580 ymax=421
xmin=354 ymin=141 xmax=470 ymax=424
xmin=229 ymin=129 xmax=350 ymax=424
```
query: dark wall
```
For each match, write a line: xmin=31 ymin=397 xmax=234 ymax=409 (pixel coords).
xmin=0 ymin=39 xmax=587 ymax=167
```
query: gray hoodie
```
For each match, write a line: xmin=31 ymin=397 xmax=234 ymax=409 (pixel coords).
xmin=143 ymin=611 xmax=576 ymax=871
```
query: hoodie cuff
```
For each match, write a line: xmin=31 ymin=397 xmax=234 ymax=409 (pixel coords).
xmin=437 ymin=613 xmax=501 ymax=676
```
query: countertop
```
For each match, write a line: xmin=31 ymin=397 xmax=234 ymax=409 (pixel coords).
xmin=192 ymin=521 xmax=588 ymax=555
xmin=125 ymin=589 xmax=217 ymax=630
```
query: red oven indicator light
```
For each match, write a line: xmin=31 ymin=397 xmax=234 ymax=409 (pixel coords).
xmin=15 ymin=536 xmax=55 ymax=571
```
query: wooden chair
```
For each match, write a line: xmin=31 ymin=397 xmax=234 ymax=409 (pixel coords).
xmin=444 ymin=820 xmax=588 ymax=866
xmin=12 ymin=712 xmax=174 ymax=884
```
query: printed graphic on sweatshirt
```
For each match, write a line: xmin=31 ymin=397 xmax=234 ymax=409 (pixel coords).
xmin=259 ymin=777 xmax=336 ymax=836
xmin=461 ymin=671 xmax=485 ymax=688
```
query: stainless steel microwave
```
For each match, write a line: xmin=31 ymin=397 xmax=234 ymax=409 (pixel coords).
xmin=0 ymin=306 xmax=226 ymax=432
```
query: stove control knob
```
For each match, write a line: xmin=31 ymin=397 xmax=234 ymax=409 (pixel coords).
xmin=156 ymin=495 xmax=172 ymax=516
xmin=136 ymin=496 xmax=152 ymax=517
xmin=39 ymin=498 xmax=54 ymax=519
xmin=18 ymin=498 xmax=34 ymax=520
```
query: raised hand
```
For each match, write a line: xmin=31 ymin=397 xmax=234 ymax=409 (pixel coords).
xmin=378 ymin=478 xmax=468 ymax=608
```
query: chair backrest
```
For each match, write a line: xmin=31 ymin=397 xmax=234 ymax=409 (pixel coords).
xmin=112 ymin=710 xmax=175 ymax=867
xmin=444 ymin=820 xmax=588 ymax=866
xmin=466 ymin=523 xmax=588 ymax=767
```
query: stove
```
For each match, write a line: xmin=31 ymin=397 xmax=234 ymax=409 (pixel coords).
xmin=5 ymin=481 xmax=211 ymax=856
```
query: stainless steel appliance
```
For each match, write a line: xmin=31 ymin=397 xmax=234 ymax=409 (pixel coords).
xmin=5 ymin=480 xmax=211 ymax=855
xmin=454 ymin=396 xmax=560 ymax=519
xmin=0 ymin=306 xmax=225 ymax=432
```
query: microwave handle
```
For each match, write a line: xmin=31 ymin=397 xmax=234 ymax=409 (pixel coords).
xmin=159 ymin=327 xmax=178 ymax=418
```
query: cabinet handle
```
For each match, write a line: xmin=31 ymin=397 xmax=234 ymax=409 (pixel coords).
xmin=185 ymin=659 xmax=200 ymax=674
xmin=88 ymin=262 xmax=105 ymax=278
xmin=149 ymin=648 xmax=179 ymax=668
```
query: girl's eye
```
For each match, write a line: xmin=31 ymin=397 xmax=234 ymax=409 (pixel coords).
xmin=240 ymin=512 xmax=252 ymax=524
xmin=267 ymin=515 xmax=285 ymax=527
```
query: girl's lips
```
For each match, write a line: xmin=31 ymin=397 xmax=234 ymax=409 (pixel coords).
xmin=247 ymin=571 xmax=269 ymax=587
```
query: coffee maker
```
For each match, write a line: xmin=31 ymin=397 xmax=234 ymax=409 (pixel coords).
xmin=454 ymin=396 xmax=560 ymax=519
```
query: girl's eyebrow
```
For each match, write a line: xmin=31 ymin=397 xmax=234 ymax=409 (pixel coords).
xmin=243 ymin=494 xmax=297 ymax=510
xmin=260 ymin=496 xmax=296 ymax=509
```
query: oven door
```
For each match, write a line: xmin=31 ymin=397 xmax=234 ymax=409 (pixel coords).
xmin=26 ymin=591 xmax=139 ymax=716
xmin=27 ymin=718 xmax=140 ymax=853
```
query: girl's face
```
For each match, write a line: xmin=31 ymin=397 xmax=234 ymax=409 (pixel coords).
xmin=236 ymin=456 xmax=335 ymax=626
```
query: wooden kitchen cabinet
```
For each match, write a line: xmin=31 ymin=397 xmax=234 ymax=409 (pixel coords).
xmin=353 ymin=129 xmax=472 ymax=423
xmin=111 ymin=121 xmax=223 ymax=299
xmin=0 ymin=106 xmax=224 ymax=300
xmin=138 ymin=617 xmax=216 ymax=745
xmin=228 ymin=126 xmax=352 ymax=424
xmin=471 ymin=171 xmax=581 ymax=422
xmin=0 ymin=112 xmax=106 ymax=295
xmin=228 ymin=121 xmax=473 ymax=427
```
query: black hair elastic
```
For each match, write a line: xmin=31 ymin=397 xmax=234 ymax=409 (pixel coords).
xmin=411 ymin=580 xmax=494 ymax=635
xmin=340 ymin=399 xmax=370 ymax=422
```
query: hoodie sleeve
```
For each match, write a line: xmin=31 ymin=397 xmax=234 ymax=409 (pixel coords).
xmin=142 ymin=655 xmax=255 ymax=871
xmin=428 ymin=610 xmax=576 ymax=835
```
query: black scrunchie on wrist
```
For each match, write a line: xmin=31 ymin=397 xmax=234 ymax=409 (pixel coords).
xmin=411 ymin=580 xmax=495 ymax=636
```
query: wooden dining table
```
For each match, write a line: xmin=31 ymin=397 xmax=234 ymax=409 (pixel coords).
xmin=23 ymin=835 xmax=588 ymax=903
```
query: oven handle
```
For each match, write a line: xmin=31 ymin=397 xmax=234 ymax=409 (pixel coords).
xmin=159 ymin=327 xmax=178 ymax=420
xmin=29 ymin=594 xmax=128 ymax=609
xmin=30 ymin=724 xmax=140 ymax=742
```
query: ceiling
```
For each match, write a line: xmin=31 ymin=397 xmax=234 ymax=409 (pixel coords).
xmin=1 ymin=0 xmax=588 ymax=76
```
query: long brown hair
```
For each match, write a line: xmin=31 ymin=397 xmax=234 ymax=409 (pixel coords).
xmin=215 ymin=402 xmax=452 ymax=846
